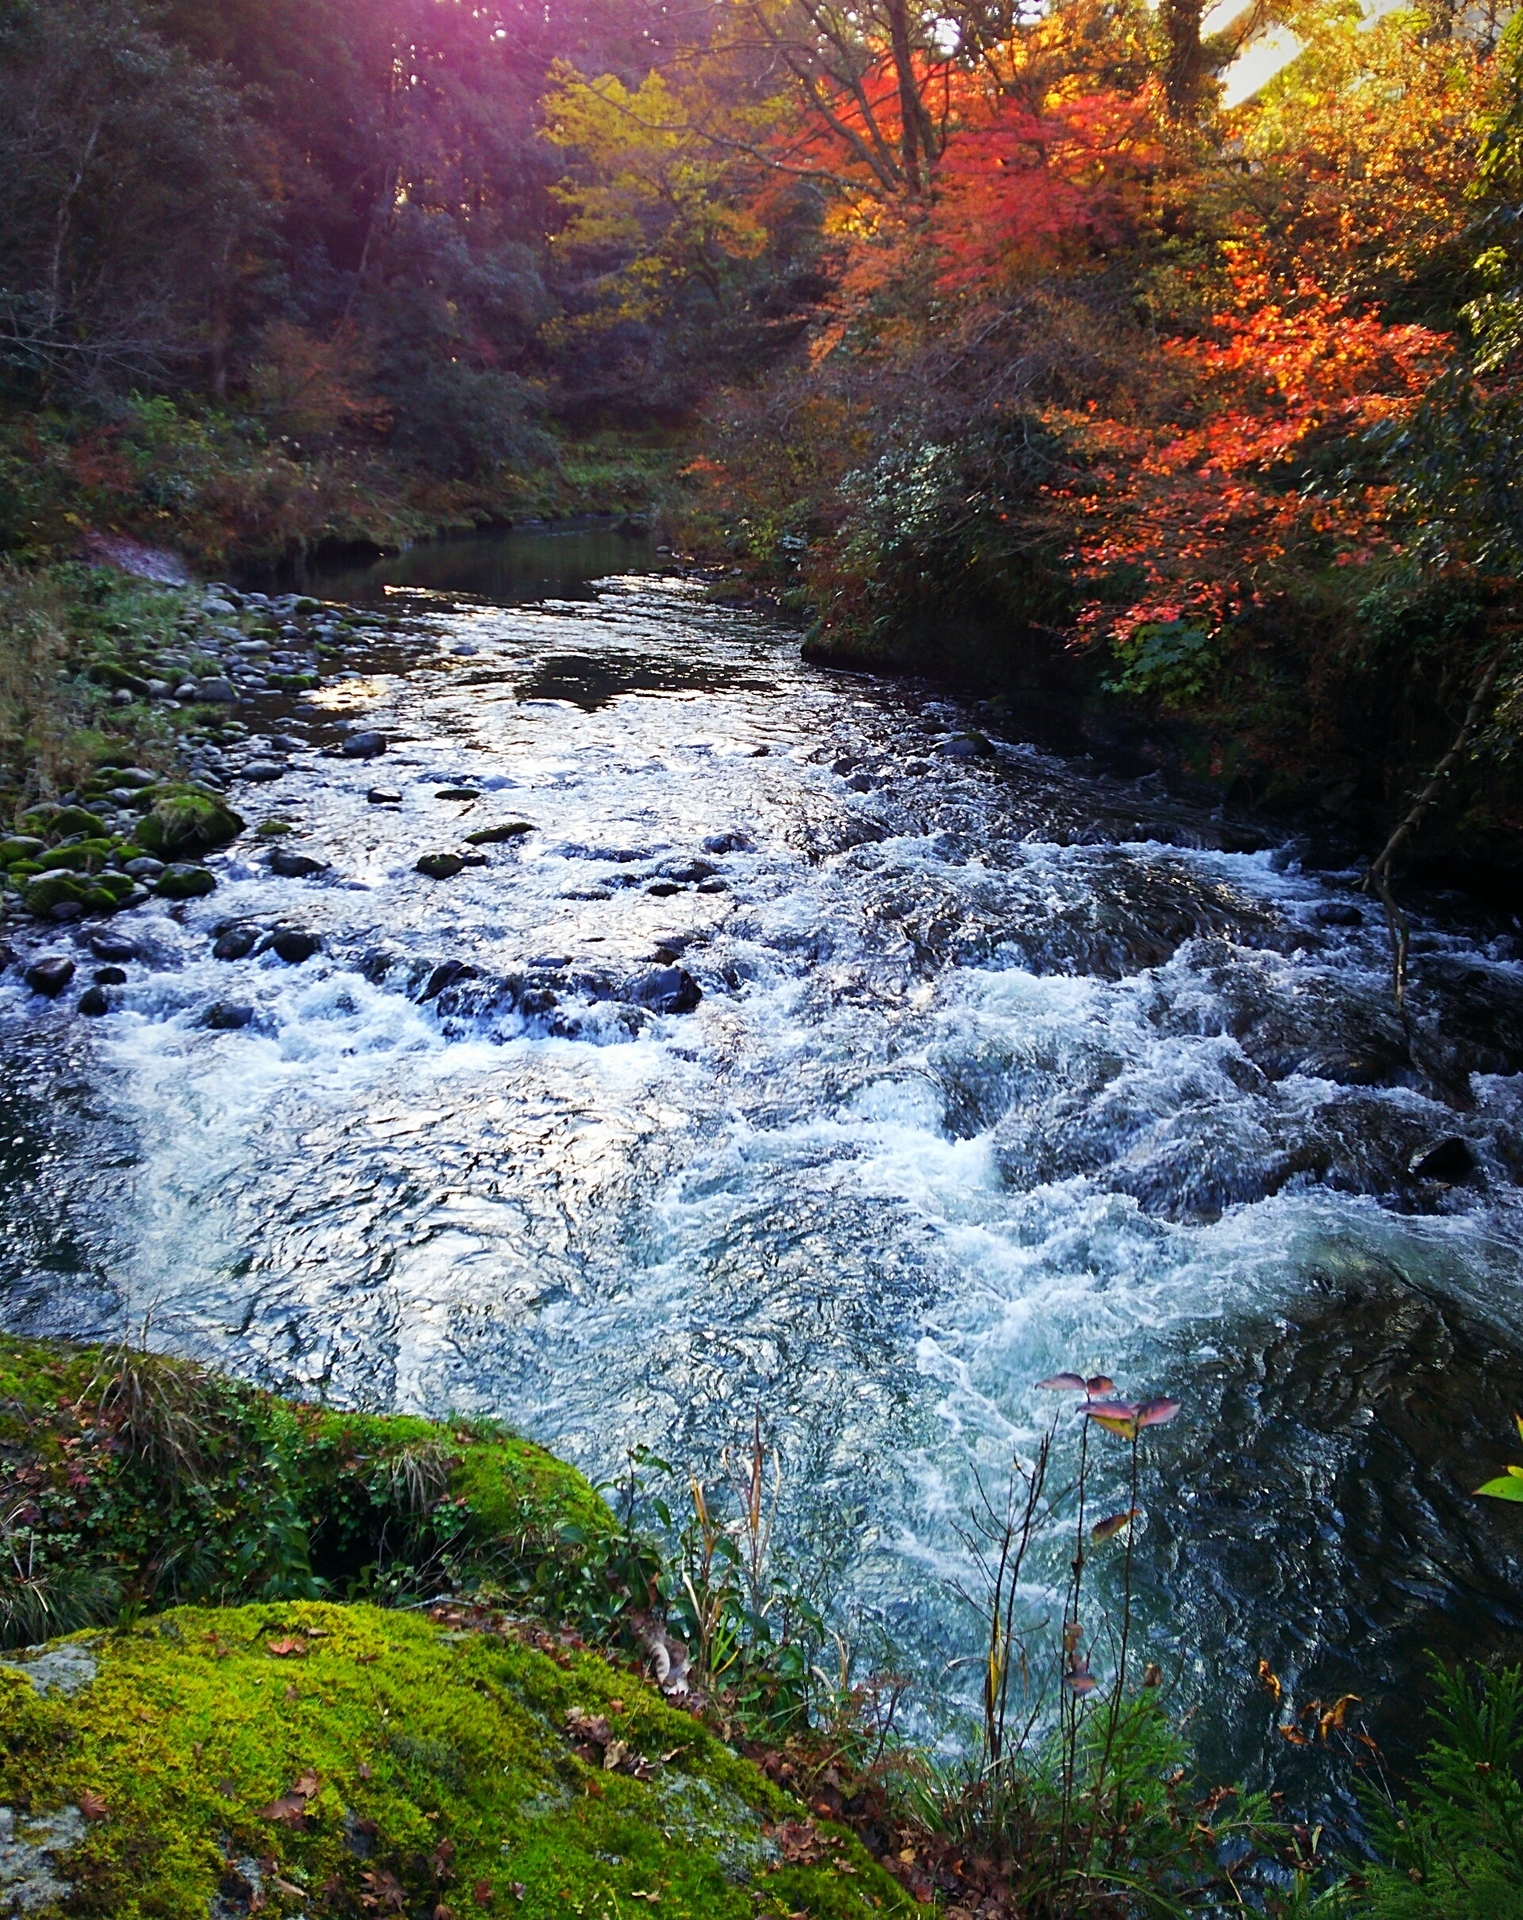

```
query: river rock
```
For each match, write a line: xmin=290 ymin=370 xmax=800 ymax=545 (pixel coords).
xmin=421 ymin=960 xmax=477 ymax=1002
xmin=123 ymin=857 xmax=164 ymax=880
xmin=201 ymin=1001 xmax=254 ymax=1030
xmin=1313 ymin=902 xmax=1363 ymax=928
xmin=93 ymin=967 xmax=127 ymax=986
xmin=416 ymin=851 xmax=466 ymax=879
xmin=156 ymin=864 xmax=216 ymax=900
xmin=240 ymin=760 xmax=287 ymax=782
xmin=941 ymin=731 xmax=993 ymax=760
xmin=196 ymin=678 xmax=238 ymax=703
xmin=77 ymin=987 xmax=110 ymax=1017
xmin=628 ymin=966 xmax=701 ymax=1015
xmin=368 ymin=788 xmax=402 ymax=805
xmin=341 ymin=731 xmax=388 ymax=759
xmin=132 ymin=792 xmax=244 ymax=859
xmin=23 ymin=957 xmax=74 ymax=996
xmin=88 ymin=933 xmax=137 ymax=963
xmin=213 ymin=927 xmax=259 ymax=961
xmin=267 ymin=848 xmax=327 ymax=879
xmin=464 ymin=822 xmax=533 ymax=844
xmin=269 ymin=930 xmax=320 ymax=964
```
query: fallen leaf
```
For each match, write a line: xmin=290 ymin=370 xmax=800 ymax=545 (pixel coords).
xmin=1320 ymin=1694 xmax=1361 ymax=1739
xmin=473 ymin=1882 xmax=494 ymax=1907
xmin=1036 ymin=1372 xmax=1087 ymax=1392
xmin=293 ymin=1770 xmax=319 ymax=1800
xmin=430 ymin=1837 xmax=456 ymax=1882
xmin=510 ymin=1886 xmax=526 ymax=1903
xmin=272 ymin=1878 xmax=306 ymax=1900
xmin=216 ymin=1777 xmax=237 ymax=1799
xmin=432 ymin=1907 xmax=455 ymax=1920
xmin=603 ymin=1739 xmax=629 ymax=1771
xmin=1090 ymin=1508 xmax=1141 ymax=1544
xmin=267 ymin=1638 xmax=308 ymax=1659
xmin=357 ymin=1762 xmax=374 ymax=1780
xmin=76 ymin=1789 xmax=109 ymax=1822
xmin=259 ymin=1794 xmax=310 ymax=1828
xmin=360 ymin=1868 xmax=407 ymax=1914
xmin=284 ymin=1684 xmax=299 ymax=1703
xmin=1277 ymin=1724 xmax=1308 ymax=1746
xmin=1257 ymin=1659 xmax=1282 ymax=1703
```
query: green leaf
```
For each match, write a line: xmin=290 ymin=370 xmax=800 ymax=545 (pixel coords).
xmin=1474 ymin=1475 xmax=1523 ymax=1500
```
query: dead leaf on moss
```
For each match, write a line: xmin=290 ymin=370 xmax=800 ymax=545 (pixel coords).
xmin=271 ymin=1877 xmax=306 ymax=1900
xmin=360 ymin=1867 xmax=406 ymax=1913
xmin=767 ymin=1818 xmax=834 ymax=1866
xmin=76 ymin=1789 xmax=108 ymax=1822
xmin=430 ymin=1838 xmax=456 ymax=1882
xmin=267 ymin=1637 xmax=308 ymax=1658
xmin=259 ymin=1794 xmax=310 ymax=1828
xmin=473 ymin=1882 xmax=494 ymax=1907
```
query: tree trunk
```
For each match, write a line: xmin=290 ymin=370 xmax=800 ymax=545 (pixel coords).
xmin=885 ymin=0 xmax=923 ymax=192
xmin=1162 ymin=0 xmax=1206 ymax=119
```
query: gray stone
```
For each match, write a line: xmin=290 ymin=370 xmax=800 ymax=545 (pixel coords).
xmin=213 ymin=927 xmax=258 ymax=961
xmin=341 ymin=730 xmax=388 ymax=759
xmin=1409 ymin=1136 xmax=1477 ymax=1182
xmin=2 ymin=1641 xmax=98 ymax=1696
xmin=367 ymin=788 xmax=402 ymax=805
xmin=239 ymin=760 xmax=287 ymax=783
xmin=90 ymin=933 xmax=137 ymax=964
xmin=123 ymin=857 xmax=164 ymax=880
xmin=416 ymin=851 xmax=465 ymax=880
xmin=0 ymin=1802 xmax=88 ymax=1911
xmin=77 ymin=986 xmax=110 ymax=1016
xmin=196 ymin=678 xmax=237 ymax=703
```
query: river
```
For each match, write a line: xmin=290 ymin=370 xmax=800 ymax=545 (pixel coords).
xmin=4 ymin=526 xmax=1523 ymax=1797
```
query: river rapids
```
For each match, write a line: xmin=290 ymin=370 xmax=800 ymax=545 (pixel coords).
xmin=4 ymin=529 xmax=1523 ymax=1795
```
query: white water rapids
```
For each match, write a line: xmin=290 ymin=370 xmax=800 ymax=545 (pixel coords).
xmin=5 ymin=533 xmax=1523 ymax=1789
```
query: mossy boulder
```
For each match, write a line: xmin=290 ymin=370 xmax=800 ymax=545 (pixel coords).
xmin=0 ymin=1604 xmax=905 ymax=1920
xmin=154 ymin=864 xmax=217 ymax=900
xmin=35 ymin=839 xmax=114 ymax=875
xmin=0 ymin=835 xmax=45 ymax=866
xmin=131 ymin=791 xmax=244 ymax=860
xmin=21 ymin=872 xmax=122 ymax=919
xmin=20 ymin=807 xmax=106 ymax=843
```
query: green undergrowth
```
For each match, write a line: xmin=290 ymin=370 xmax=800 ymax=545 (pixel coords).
xmin=0 ymin=1339 xmax=613 ymax=1647
xmin=0 ymin=1600 xmax=908 ymax=1920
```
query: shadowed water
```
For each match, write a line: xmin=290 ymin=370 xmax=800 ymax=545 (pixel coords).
xmin=5 ymin=527 xmax=1523 ymax=1797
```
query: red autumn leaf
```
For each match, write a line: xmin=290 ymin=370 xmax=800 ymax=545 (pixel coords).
xmin=474 ymin=1883 xmax=494 ymax=1906
xmin=292 ymin=1769 xmax=319 ymax=1800
xmin=267 ymin=1637 xmax=308 ymax=1658
xmin=76 ymin=1789 xmax=109 ymax=1822
xmin=259 ymin=1794 xmax=310 ymax=1827
xmin=360 ymin=1869 xmax=407 ymax=1913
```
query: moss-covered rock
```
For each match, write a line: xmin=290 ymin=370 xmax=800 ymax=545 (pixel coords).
xmin=0 ymin=836 xmax=46 ymax=866
xmin=19 ymin=807 xmax=106 ymax=843
xmin=20 ymin=872 xmax=121 ymax=919
xmin=0 ymin=1341 xmax=614 ymax=1645
xmin=154 ymin=863 xmax=216 ymax=900
xmin=0 ymin=1603 xmax=907 ymax=1920
xmin=35 ymin=840 xmax=114 ymax=875
xmin=131 ymin=791 xmax=244 ymax=859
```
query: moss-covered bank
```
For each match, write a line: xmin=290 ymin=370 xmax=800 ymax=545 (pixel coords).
xmin=1 ymin=1602 xmax=906 ymax=1919
xmin=0 ymin=1341 xmax=910 ymax=1915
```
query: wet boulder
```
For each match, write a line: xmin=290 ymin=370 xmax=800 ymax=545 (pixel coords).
xmin=628 ymin=967 xmax=702 ymax=1015
xmin=340 ymin=730 xmax=388 ymax=759
xmin=1409 ymin=1136 xmax=1478 ymax=1183
xmin=213 ymin=927 xmax=259 ymax=961
xmin=23 ymin=956 xmax=75 ymax=996
xmin=267 ymin=848 xmax=327 ymax=879
xmin=268 ymin=930 xmax=320 ymax=964
xmin=89 ymin=933 xmax=137 ymax=963
xmin=77 ymin=986 xmax=110 ymax=1017
xmin=464 ymin=822 xmax=534 ymax=845
xmin=200 ymin=1002 xmax=254 ymax=1030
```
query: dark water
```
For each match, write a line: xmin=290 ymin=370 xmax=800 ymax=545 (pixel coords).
xmin=6 ymin=526 xmax=1523 ymax=1807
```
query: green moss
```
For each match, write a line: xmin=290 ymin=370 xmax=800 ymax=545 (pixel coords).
xmin=0 ymin=1341 xmax=613 ymax=1642
xmin=0 ymin=1603 xmax=909 ymax=1919
xmin=131 ymin=791 xmax=244 ymax=859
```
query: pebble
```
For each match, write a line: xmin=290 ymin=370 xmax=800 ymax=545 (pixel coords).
xmin=341 ymin=731 xmax=388 ymax=759
xmin=416 ymin=852 xmax=466 ymax=879
xmin=93 ymin=967 xmax=127 ymax=986
xmin=213 ymin=927 xmax=259 ymax=961
xmin=240 ymin=761 xmax=287 ymax=782
xmin=23 ymin=956 xmax=75 ymax=996
xmin=368 ymin=788 xmax=403 ymax=805
xmin=197 ymin=679 xmax=238 ymax=704
xmin=77 ymin=987 xmax=110 ymax=1017
xmin=123 ymin=857 xmax=165 ymax=880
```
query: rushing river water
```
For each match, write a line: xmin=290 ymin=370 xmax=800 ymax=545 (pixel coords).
xmin=5 ymin=527 xmax=1523 ymax=1797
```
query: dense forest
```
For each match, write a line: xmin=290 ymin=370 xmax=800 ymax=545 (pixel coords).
xmin=3 ymin=0 xmax=1523 ymax=848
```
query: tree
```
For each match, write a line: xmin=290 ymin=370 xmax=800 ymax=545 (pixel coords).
xmin=0 ymin=0 xmax=265 ymax=396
